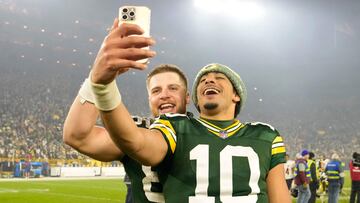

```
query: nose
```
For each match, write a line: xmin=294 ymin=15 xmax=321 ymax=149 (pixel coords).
xmin=204 ymin=76 xmax=215 ymax=84
xmin=159 ymin=88 xmax=170 ymax=99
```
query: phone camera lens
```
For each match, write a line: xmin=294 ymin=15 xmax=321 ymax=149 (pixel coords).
xmin=129 ymin=11 xmax=135 ymax=17
xmin=122 ymin=8 xmax=128 ymax=13
xmin=122 ymin=14 xmax=128 ymax=20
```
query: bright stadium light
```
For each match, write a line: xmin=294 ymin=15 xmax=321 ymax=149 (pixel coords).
xmin=194 ymin=0 xmax=266 ymax=21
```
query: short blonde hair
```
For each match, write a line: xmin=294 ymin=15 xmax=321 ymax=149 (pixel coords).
xmin=146 ymin=64 xmax=188 ymax=90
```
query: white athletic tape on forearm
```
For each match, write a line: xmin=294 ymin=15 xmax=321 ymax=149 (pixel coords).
xmin=78 ymin=78 xmax=95 ymax=104
xmin=90 ymin=74 xmax=122 ymax=111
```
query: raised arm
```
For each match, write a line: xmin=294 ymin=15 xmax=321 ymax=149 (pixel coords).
xmin=89 ymin=19 xmax=168 ymax=166
xmin=100 ymin=103 xmax=168 ymax=166
xmin=63 ymin=94 xmax=123 ymax=162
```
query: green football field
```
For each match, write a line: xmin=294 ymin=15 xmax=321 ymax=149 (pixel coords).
xmin=0 ymin=178 xmax=126 ymax=203
xmin=0 ymin=171 xmax=353 ymax=203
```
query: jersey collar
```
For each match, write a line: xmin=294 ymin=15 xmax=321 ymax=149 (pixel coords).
xmin=196 ymin=117 xmax=244 ymax=139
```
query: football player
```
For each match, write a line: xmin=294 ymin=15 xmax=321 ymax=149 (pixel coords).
xmin=150 ymin=64 xmax=290 ymax=202
xmin=63 ymin=19 xmax=190 ymax=203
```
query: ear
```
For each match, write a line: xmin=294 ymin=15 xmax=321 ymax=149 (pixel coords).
xmin=232 ymin=93 xmax=240 ymax=103
xmin=185 ymin=91 xmax=190 ymax=105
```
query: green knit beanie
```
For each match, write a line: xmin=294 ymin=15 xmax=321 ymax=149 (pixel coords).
xmin=192 ymin=63 xmax=247 ymax=117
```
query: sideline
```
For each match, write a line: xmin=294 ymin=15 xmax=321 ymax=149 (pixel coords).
xmin=0 ymin=187 xmax=121 ymax=202
xmin=0 ymin=176 xmax=123 ymax=182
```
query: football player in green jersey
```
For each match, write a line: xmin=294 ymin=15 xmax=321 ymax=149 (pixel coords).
xmin=91 ymin=40 xmax=291 ymax=203
xmin=63 ymin=18 xmax=190 ymax=203
xmin=150 ymin=64 xmax=290 ymax=202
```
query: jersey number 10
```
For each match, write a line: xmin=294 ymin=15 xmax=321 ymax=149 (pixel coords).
xmin=190 ymin=145 xmax=261 ymax=203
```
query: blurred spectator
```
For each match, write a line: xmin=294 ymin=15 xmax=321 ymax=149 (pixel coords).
xmin=325 ymin=153 xmax=344 ymax=203
xmin=295 ymin=151 xmax=311 ymax=203
xmin=349 ymin=152 xmax=360 ymax=203
xmin=24 ymin=154 xmax=31 ymax=178
xmin=307 ymin=152 xmax=319 ymax=203
xmin=284 ymin=154 xmax=296 ymax=190
xmin=318 ymin=158 xmax=329 ymax=194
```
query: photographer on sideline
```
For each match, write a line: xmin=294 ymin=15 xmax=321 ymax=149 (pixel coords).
xmin=350 ymin=152 xmax=360 ymax=203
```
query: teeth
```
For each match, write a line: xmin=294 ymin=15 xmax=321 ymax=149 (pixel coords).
xmin=160 ymin=104 xmax=174 ymax=109
xmin=204 ymin=88 xmax=220 ymax=95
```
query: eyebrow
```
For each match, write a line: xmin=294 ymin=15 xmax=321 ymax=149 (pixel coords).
xmin=150 ymin=83 xmax=182 ymax=90
xmin=200 ymin=72 xmax=226 ymax=79
xmin=168 ymin=84 xmax=181 ymax=87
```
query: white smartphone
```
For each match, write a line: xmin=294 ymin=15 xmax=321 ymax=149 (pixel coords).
xmin=119 ymin=6 xmax=151 ymax=64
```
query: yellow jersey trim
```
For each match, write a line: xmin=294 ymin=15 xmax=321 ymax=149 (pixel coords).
xmin=272 ymin=146 xmax=286 ymax=155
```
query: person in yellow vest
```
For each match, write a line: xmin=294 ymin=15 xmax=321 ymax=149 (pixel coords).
xmin=325 ymin=153 xmax=344 ymax=203
xmin=308 ymin=152 xmax=319 ymax=203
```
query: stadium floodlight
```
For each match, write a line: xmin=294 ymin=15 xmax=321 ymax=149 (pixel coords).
xmin=194 ymin=0 xmax=266 ymax=21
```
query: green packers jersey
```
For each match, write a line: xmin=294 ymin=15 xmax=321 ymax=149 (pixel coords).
xmin=150 ymin=114 xmax=286 ymax=203
xmin=120 ymin=116 xmax=165 ymax=203
xmin=121 ymin=156 xmax=164 ymax=203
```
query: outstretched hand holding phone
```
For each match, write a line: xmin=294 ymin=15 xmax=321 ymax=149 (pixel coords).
xmin=91 ymin=6 xmax=155 ymax=86
xmin=119 ymin=6 xmax=151 ymax=64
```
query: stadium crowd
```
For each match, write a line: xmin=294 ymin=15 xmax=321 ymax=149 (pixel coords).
xmin=274 ymin=109 xmax=360 ymax=164
xmin=0 ymin=69 xmax=78 ymax=162
xmin=0 ymin=66 xmax=153 ymax=165
xmin=0 ymin=66 xmax=358 ymax=166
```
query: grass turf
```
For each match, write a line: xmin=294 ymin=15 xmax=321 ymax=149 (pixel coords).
xmin=0 ymin=178 xmax=126 ymax=203
xmin=0 ymin=170 xmax=354 ymax=203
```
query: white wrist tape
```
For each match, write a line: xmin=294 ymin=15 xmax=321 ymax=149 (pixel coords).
xmin=90 ymin=74 xmax=122 ymax=111
xmin=78 ymin=78 xmax=95 ymax=104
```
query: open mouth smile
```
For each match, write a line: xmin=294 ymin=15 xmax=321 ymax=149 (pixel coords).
xmin=159 ymin=103 xmax=175 ymax=113
xmin=203 ymin=87 xmax=220 ymax=96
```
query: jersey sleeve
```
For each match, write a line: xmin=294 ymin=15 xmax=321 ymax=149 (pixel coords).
xmin=149 ymin=115 xmax=178 ymax=154
xmin=270 ymin=134 xmax=287 ymax=169
xmin=149 ymin=114 xmax=188 ymax=174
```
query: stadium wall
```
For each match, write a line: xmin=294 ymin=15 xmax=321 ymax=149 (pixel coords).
xmin=51 ymin=167 xmax=125 ymax=177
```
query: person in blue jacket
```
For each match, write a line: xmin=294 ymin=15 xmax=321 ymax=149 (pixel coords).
xmin=325 ymin=153 xmax=344 ymax=203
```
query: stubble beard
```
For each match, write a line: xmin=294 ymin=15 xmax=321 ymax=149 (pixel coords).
xmin=203 ymin=103 xmax=218 ymax=110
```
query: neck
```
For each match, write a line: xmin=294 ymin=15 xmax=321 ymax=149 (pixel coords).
xmin=199 ymin=105 xmax=236 ymax=121
xmin=200 ymin=112 xmax=234 ymax=121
